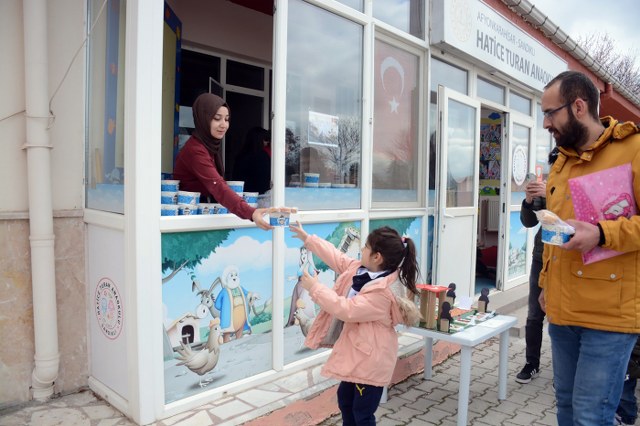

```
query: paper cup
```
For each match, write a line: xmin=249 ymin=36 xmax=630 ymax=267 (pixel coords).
xmin=177 ymin=191 xmax=200 ymax=205
xmin=178 ymin=204 xmax=198 ymax=215
xmin=161 ymin=205 xmax=179 ymax=216
xmin=243 ymin=192 xmax=259 ymax=204
xmin=161 ymin=179 xmax=180 ymax=191
xmin=227 ymin=181 xmax=244 ymax=193
xmin=161 ymin=191 xmax=178 ymax=204
xmin=318 ymin=182 xmax=332 ymax=188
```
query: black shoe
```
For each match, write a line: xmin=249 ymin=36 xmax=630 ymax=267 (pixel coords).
xmin=516 ymin=363 xmax=539 ymax=384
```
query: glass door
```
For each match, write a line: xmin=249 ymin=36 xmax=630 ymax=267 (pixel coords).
xmin=498 ymin=113 xmax=535 ymax=291
xmin=434 ymin=86 xmax=481 ymax=299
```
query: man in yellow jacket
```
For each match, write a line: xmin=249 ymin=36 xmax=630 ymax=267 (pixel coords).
xmin=539 ymin=70 xmax=640 ymax=426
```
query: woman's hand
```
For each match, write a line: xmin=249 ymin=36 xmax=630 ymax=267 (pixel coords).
xmin=300 ymin=268 xmax=318 ymax=291
xmin=252 ymin=208 xmax=273 ymax=230
xmin=289 ymin=220 xmax=308 ymax=242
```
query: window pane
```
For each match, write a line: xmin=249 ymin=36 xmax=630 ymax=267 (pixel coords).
xmin=86 ymin=0 xmax=126 ymax=213
xmin=285 ymin=0 xmax=363 ymax=210
xmin=431 ymin=57 xmax=467 ymax=94
xmin=181 ymin=50 xmax=220 ymax=107
xmin=510 ymin=123 xmax=530 ymax=206
xmin=373 ymin=0 xmax=425 ymax=39
xmin=336 ymin=0 xmax=363 ymax=11
xmin=477 ymin=77 xmax=504 ymax=105
xmin=509 ymin=91 xmax=531 ymax=115
xmin=226 ymin=60 xmax=264 ymax=91
xmin=446 ymin=99 xmax=476 ymax=207
xmin=535 ymin=103 xmax=553 ymax=180
xmin=372 ymin=41 xmax=420 ymax=203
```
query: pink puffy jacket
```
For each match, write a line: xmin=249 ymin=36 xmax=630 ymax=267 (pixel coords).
xmin=303 ymin=235 xmax=419 ymax=387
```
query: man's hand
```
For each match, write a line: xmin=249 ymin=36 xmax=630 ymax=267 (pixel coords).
xmin=538 ymin=289 xmax=546 ymax=313
xmin=562 ymin=219 xmax=599 ymax=252
xmin=524 ymin=181 xmax=546 ymax=204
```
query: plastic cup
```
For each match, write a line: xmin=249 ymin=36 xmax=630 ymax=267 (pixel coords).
xmin=213 ymin=204 xmax=228 ymax=214
xmin=243 ymin=192 xmax=259 ymax=204
xmin=303 ymin=173 xmax=320 ymax=187
xmin=178 ymin=204 xmax=198 ymax=215
xmin=227 ymin=181 xmax=244 ymax=193
xmin=198 ymin=203 xmax=216 ymax=215
xmin=541 ymin=223 xmax=574 ymax=245
xmin=177 ymin=191 xmax=200 ymax=205
xmin=161 ymin=205 xmax=179 ymax=216
xmin=161 ymin=191 xmax=178 ymax=204
xmin=161 ymin=179 xmax=180 ymax=191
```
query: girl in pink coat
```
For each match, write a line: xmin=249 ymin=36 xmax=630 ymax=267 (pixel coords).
xmin=290 ymin=223 xmax=421 ymax=426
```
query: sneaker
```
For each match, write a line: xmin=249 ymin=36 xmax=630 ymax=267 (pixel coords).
xmin=515 ymin=363 xmax=539 ymax=384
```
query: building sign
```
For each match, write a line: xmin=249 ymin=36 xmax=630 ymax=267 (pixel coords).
xmin=431 ymin=0 xmax=567 ymax=92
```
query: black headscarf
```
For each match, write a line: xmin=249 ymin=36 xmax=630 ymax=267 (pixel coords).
xmin=192 ymin=93 xmax=229 ymax=176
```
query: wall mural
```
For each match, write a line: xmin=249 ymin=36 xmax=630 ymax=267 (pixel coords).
xmin=507 ymin=210 xmax=528 ymax=280
xmin=161 ymin=221 xmax=362 ymax=403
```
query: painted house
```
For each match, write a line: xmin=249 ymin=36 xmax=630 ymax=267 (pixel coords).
xmin=2 ymin=0 xmax=639 ymax=423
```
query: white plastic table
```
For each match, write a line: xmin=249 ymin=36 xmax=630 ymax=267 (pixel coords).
xmin=406 ymin=314 xmax=517 ymax=426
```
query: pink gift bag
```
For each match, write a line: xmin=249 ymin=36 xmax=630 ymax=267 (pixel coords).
xmin=569 ymin=163 xmax=637 ymax=264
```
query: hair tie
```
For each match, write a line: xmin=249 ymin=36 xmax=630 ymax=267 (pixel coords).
xmin=401 ymin=236 xmax=408 ymax=249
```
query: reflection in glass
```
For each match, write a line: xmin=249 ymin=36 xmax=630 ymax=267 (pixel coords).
xmin=285 ymin=0 xmax=363 ymax=210
xmin=535 ymin=103 xmax=553 ymax=180
xmin=86 ymin=0 xmax=126 ymax=213
xmin=336 ymin=0 xmax=363 ymax=12
xmin=373 ymin=0 xmax=425 ymax=39
xmin=477 ymin=76 xmax=504 ymax=105
xmin=431 ymin=57 xmax=467 ymax=94
xmin=509 ymin=91 xmax=532 ymax=115
xmin=510 ymin=124 xmax=530 ymax=206
xmin=446 ymin=99 xmax=476 ymax=207
xmin=372 ymin=40 xmax=420 ymax=202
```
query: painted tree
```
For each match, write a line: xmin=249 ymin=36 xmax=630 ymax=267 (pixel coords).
xmin=161 ymin=230 xmax=231 ymax=284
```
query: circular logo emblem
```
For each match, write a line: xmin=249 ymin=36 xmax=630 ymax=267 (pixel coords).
xmin=95 ymin=278 xmax=123 ymax=340
xmin=512 ymin=145 xmax=528 ymax=187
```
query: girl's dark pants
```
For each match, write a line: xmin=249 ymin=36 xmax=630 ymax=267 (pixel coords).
xmin=337 ymin=381 xmax=383 ymax=426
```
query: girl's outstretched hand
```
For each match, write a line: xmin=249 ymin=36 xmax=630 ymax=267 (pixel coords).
xmin=289 ymin=220 xmax=308 ymax=243
xmin=300 ymin=268 xmax=318 ymax=291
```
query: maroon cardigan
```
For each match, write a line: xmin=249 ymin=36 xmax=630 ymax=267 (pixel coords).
xmin=173 ymin=136 xmax=255 ymax=221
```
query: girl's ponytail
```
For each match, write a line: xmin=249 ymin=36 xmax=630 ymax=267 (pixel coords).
xmin=367 ymin=227 xmax=420 ymax=294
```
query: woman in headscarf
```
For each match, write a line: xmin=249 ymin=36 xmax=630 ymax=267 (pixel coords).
xmin=173 ymin=93 xmax=271 ymax=229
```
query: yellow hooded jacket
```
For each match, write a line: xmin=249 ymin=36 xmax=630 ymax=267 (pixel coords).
xmin=539 ymin=117 xmax=640 ymax=332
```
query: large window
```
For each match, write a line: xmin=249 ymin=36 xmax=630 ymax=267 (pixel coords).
xmin=373 ymin=0 xmax=425 ymax=39
xmin=285 ymin=0 xmax=363 ymax=210
xmin=372 ymin=39 xmax=420 ymax=203
xmin=86 ymin=0 xmax=126 ymax=213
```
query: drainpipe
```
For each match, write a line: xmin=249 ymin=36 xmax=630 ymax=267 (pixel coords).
xmin=23 ymin=0 xmax=60 ymax=400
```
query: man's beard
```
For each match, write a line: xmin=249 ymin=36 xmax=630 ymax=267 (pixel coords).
xmin=552 ymin=108 xmax=589 ymax=150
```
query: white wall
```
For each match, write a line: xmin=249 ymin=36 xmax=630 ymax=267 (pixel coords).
xmin=0 ymin=1 xmax=28 ymax=213
xmin=0 ymin=0 xmax=86 ymax=214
